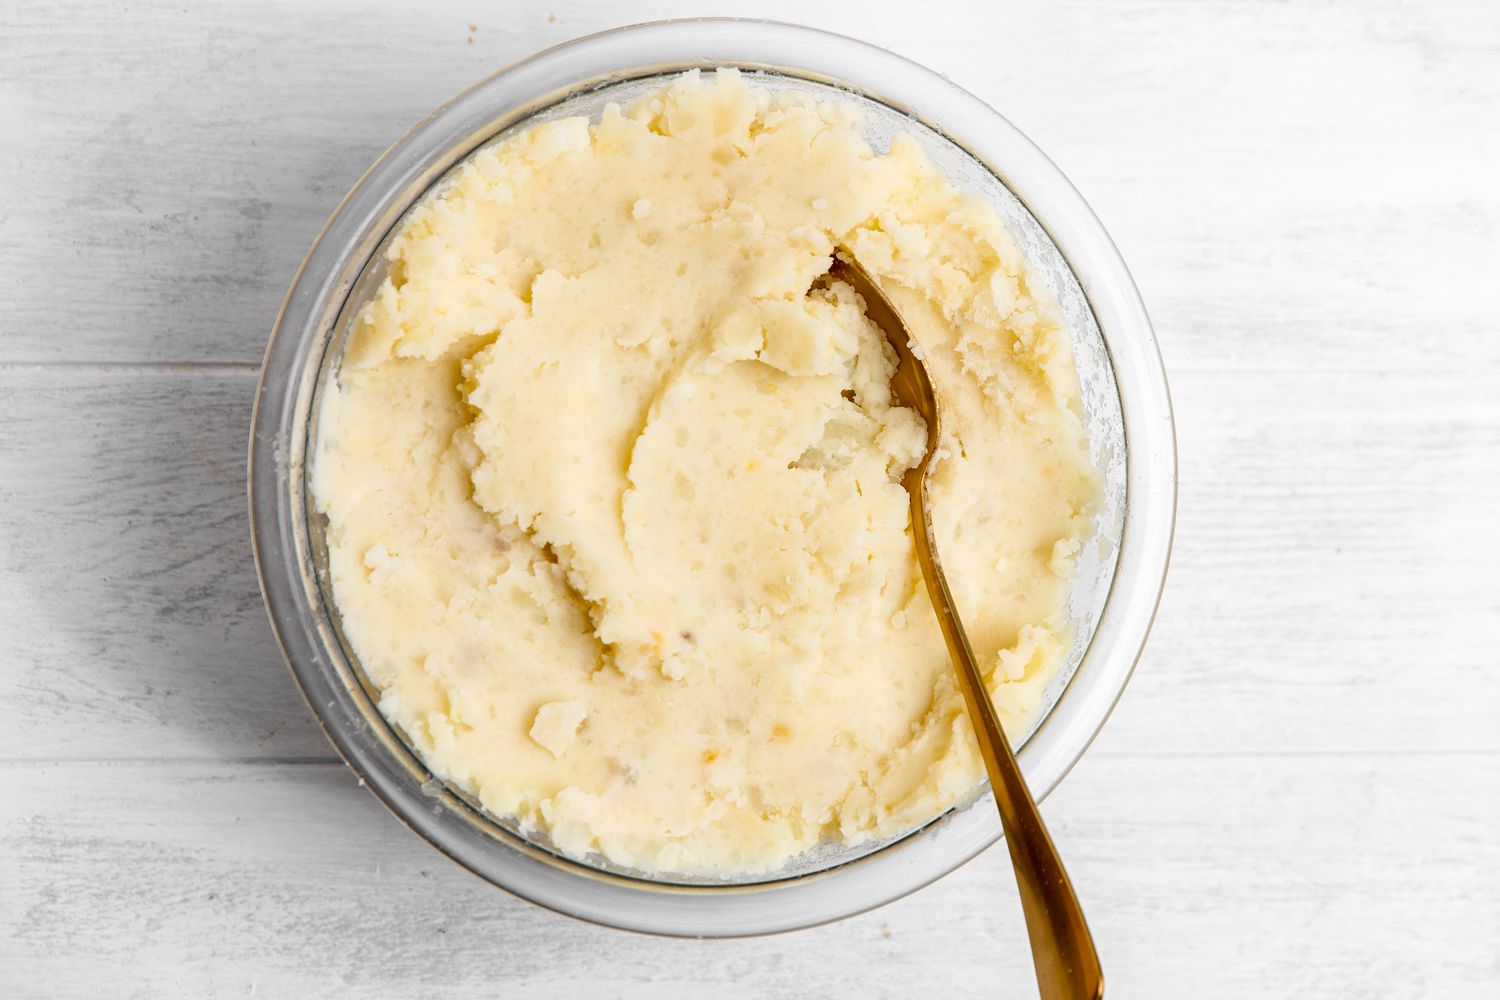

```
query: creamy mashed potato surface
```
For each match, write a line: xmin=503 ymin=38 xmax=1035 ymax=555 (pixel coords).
xmin=313 ymin=70 xmax=1097 ymax=874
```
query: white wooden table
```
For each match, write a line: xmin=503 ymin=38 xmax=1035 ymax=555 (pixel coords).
xmin=3 ymin=2 xmax=1497 ymax=996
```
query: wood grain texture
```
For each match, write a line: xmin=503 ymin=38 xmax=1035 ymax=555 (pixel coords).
xmin=4 ymin=0 xmax=1498 ymax=369
xmin=3 ymin=755 xmax=1496 ymax=999
xmin=1 ymin=0 xmax=1498 ymax=996
xmin=0 ymin=370 xmax=332 ymax=763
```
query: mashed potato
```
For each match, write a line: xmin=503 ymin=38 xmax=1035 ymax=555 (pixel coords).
xmin=313 ymin=70 xmax=1097 ymax=874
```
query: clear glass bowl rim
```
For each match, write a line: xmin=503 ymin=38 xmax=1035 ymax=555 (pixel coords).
xmin=248 ymin=17 xmax=1177 ymax=938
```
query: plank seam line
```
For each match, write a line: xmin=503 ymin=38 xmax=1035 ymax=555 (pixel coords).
xmin=0 ymin=362 xmax=262 ymax=375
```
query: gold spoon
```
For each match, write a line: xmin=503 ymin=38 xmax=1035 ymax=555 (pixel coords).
xmin=830 ymin=256 xmax=1104 ymax=1000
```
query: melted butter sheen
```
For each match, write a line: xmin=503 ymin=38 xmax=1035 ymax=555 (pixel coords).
xmin=313 ymin=70 xmax=1098 ymax=875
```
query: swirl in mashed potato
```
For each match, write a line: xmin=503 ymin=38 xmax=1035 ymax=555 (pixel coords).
xmin=313 ymin=70 xmax=1097 ymax=875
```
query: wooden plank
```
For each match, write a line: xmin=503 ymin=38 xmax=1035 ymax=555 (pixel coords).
xmin=2 ymin=367 xmax=1496 ymax=764
xmin=2 ymin=753 xmax=1495 ymax=998
xmin=1146 ymin=368 xmax=1500 ymax=755
xmin=0 ymin=370 xmax=332 ymax=761
xmin=2 ymin=0 xmax=1496 ymax=372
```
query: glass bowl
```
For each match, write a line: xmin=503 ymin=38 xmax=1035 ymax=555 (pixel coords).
xmin=249 ymin=18 xmax=1175 ymax=937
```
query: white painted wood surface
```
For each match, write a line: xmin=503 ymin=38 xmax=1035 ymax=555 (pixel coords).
xmin=2 ymin=1 xmax=1497 ymax=996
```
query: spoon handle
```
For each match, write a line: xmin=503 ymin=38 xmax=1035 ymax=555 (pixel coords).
xmin=909 ymin=487 xmax=1104 ymax=1000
